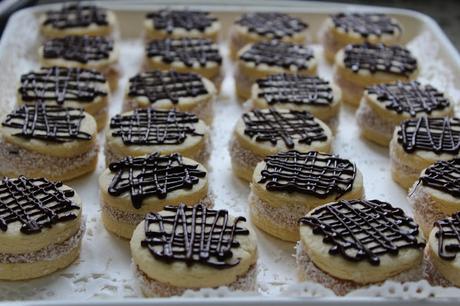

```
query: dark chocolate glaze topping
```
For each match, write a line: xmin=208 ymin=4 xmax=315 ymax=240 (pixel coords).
xmin=108 ymin=153 xmax=206 ymax=209
xmin=331 ymin=13 xmax=401 ymax=38
xmin=397 ymin=117 xmax=460 ymax=154
xmin=258 ymin=150 xmax=356 ymax=198
xmin=242 ymin=108 xmax=327 ymax=148
xmin=141 ymin=203 xmax=249 ymax=268
xmin=146 ymin=38 xmax=222 ymax=67
xmin=235 ymin=12 xmax=307 ymax=38
xmin=239 ymin=40 xmax=314 ymax=69
xmin=420 ymin=159 xmax=460 ymax=197
xmin=43 ymin=3 xmax=108 ymax=29
xmin=128 ymin=71 xmax=208 ymax=104
xmin=0 ymin=176 xmax=79 ymax=234
xmin=367 ymin=81 xmax=449 ymax=117
xmin=110 ymin=108 xmax=203 ymax=146
xmin=43 ymin=35 xmax=114 ymax=64
xmin=256 ymin=74 xmax=334 ymax=106
xmin=2 ymin=104 xmax=92 ymax=143
xmin=343 ymin=43 xmax=417 ymax=75
xmin=435 ymin=212 xmax=460 ymax=260
xmin=19 ymin=67 xmax=107 ymax=105
xmin=146 ymin=10 xmax=217 ymax=33
xmin=300 ymin=199 xmax=425 ymax=265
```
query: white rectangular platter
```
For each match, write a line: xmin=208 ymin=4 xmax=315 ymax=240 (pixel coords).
xmin=0 ymin=0 xmax=460 ymax=305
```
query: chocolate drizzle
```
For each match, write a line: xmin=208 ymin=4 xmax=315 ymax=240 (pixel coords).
xmin=256 ymin=74 xmax=334 ymax=106
xmin=128 ymin=71 xmax=208 ymax=104
xmin=43 ymin=35 xmax=114 ymax=64
xmin=146 ymin=38 xmax=222 ymax=67
xmin=331 ymin=13 xmax=401 ymax=38
xmin=146 ymin=10 xmax=217 ymax=33
xmin=242 ymin=108 xmax=327 ymax=148
xmin=2 ymin=104 xmax=92 ymax=143
xmin=235 ymin=12 xmax=307 ymax=38
xmin=397 ymin=117 xmax=460 ymax=154
xmin=110 ymin=109 xmax=203 ymax=146
xmin=141 ymin=203 xmax=249 ymax=268
xmin=43 ymin=3 xmax=108 ymax=29
xmin=0 ymin=176 xmax=79 ymax=234
xmin=420 ymin=159 xmax=460 ymax=197
xmin=435 ymin=212 xmax=460 ymax=260
xmin=343 ymin=43 xmax=417 ymax=75
xmin=367 ymin=81 xmax=449 ymax=117
xmin=259 ymin=150 xmax=356 ymax=198
xmin=108 ymin=153 xmax=206 ymax=209
xmin=240 ymin=41 xmax=314 ymax=69
xmin=19 ymin=67 xmax=107 ymax=105
xmin=300 ymin=199 xmax=425 ymax=265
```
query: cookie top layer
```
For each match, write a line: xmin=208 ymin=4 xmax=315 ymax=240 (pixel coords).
xmin=235 ymin=12 xmax=307 ymax=39
xmin=42 ymin=3 xmax=108 ymax=29
xmin=433 ymin=212 xmax=460 ymax=261
xmin=420 ymin=159 xmax=460 ymax=198
xmin=331 ymin=13 xmax=401 ymax=38
xmin=146 ymin=10 xmax=217 ymax=33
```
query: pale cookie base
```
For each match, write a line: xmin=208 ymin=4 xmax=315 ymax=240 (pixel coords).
xmin=356 ymin=99 xmax=395 ymax=146
xmin=333 ymin=72 xmax=364 ymax=107
xmin=229 ymin=135 xmax=264 ymax=182
xmin=235 ymin=69 xmax=256 ymax=101
xmin=390 ymin=146 xmax=422 ymax=190
xmin=423 ymin=248 xmax=455 ymax=287
xmin=93 ymin=106 xmax=108 ymax=132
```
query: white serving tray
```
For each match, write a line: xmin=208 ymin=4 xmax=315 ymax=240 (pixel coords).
xmin=0 ymin=1 xmax=460 ymax=305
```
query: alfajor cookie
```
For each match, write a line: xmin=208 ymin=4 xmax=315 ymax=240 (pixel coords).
xmin=18 ymin=66 xmax=110 ymax=131
xmin=0 ymin=176 xmax=84 ymax=280
xmin=0 ymin=104 xmax=98 ymax=181
xmin=249 ymin=73 xmax=342 ymax=128
xmin=230 ymin=108 xmax=332 ymax=182
xmin=39 ymin=35 xmax=119 ymax=90
xmin=229 ymin=12 xmax=308 ymax=59
xmin=105 ymin=108 xmax=210 ymax=166
xmin=144 ymin=9 xmax=220 ymax=42
xmin=250 ymin=150 xmax=363 ymax=242
xmin=123 ymin=70 xmax=216 ymax=125
xmin=408 ymin=159 xmax=460 ymax=238
xmin=390 ymin=117 xmax=460 ymax=190
xmin=144 ymin=38 xmax=223 ymax=89
xmin=131 ymin=203 xmax=257 ymax=297
xmin=297 ymin=199 xmax=425 ymax=295
xmin=99 ymin=153 xmax=212 ymax=239
xmin=40 ymin=3 xmax=117 ymax=38
xmin=334 ymin=43 xmax=418 ymax=106
xmin=321 ymin=13 xmax=402 ymax=62
xmin=235 ymin=41 xmax=317 ymax=100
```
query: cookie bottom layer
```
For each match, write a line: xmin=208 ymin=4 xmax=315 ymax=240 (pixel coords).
xmin=423 ymin=248 xmax=458 ymax=287
xmin=229 ymin=136 xmax=264 ymax=182
xmin=334 ymin=73 xmax=364 ymax=107
xmin=356 ymin=99 xmax=396 ymax=146
xmin=389 ymin=146 xmax=422 ymax=190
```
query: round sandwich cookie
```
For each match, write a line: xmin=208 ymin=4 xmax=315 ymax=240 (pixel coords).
xmin=333 ymin=43 xmax=418 ymax=106
xmin=357 ymin=81 xmax=453 ymax=146
xmin=250 ymin=150 xmax=363 ymax=242
xmin=229 ymin=12 xmax=308 ymax=59
xmin=390 ymin=117 xmax=460 ymax=190
xmin=321 ymin=13 xmax=402 ymax=62
xmin=123 ymin=70 xmax=216 ymax=125
xmin=144 ymin=9 xmax=221 ymax=42
xmin=425 ymin=212 xmax=460 ymax=287
xmin=297 ymin=199 xmax=425 ymax=295
xmin=249 ymin=73 xmax=342 ymax=128
xmin=408 ymin=159 xmax=460 ymax=238
xmin=39 ymin=35 xmax=119 ymax=90
xmin=0 ymin=176 xmax=84 ymax=280
xmin=98 ymin=152 xmax=212 ymax=239
xmin=40 ymin=3 xmax=117 ymax=38
xmin=17 ymin=66 xmax=110 ymax=131
xmin=144 ymin=38 xmax=223 ymax=90
xmin=105 ymin=108 xmax=210 ymax=166
xmin=235 ymin=40 xmax=317 ymax=101
xmin=230 ymin=108 xmax=332 ymax=182
xmin=0 ymin=104 xmax=98 ymax=181
xmin=130 ymin=203 xmax=257 ymax=297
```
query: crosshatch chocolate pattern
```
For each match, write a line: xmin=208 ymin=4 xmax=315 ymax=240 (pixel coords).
xmin=0 ymin=176 xmax=79 ymax=234
xmin=300 ymin=199 xmax=425 ymax=265
xmin=107 ymin=153 xmax=206 ymax=209
xmin=435 ymin=212 xmax=460 ymax=260
xmin=420 ymin=159 xmax=460 ymax=197
xmin=110 ymin=108 xmax=203 ymax=145
xmin=331 ymin=13 xmax=401 ymax=38
xmin=43 ymin=3 xmax=108 ymax=29
xmin=2 ymin=104 xmax=92 ymax=142
xmin=141 ymin=203 xmax=249 ymax=268
xmin=258 ymin=150 xmax=356 ymax=198
xmin=146 ymin=10 xmax=217 ymax=33
xmin=235 ymin=12 xmax=307 ymax=38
